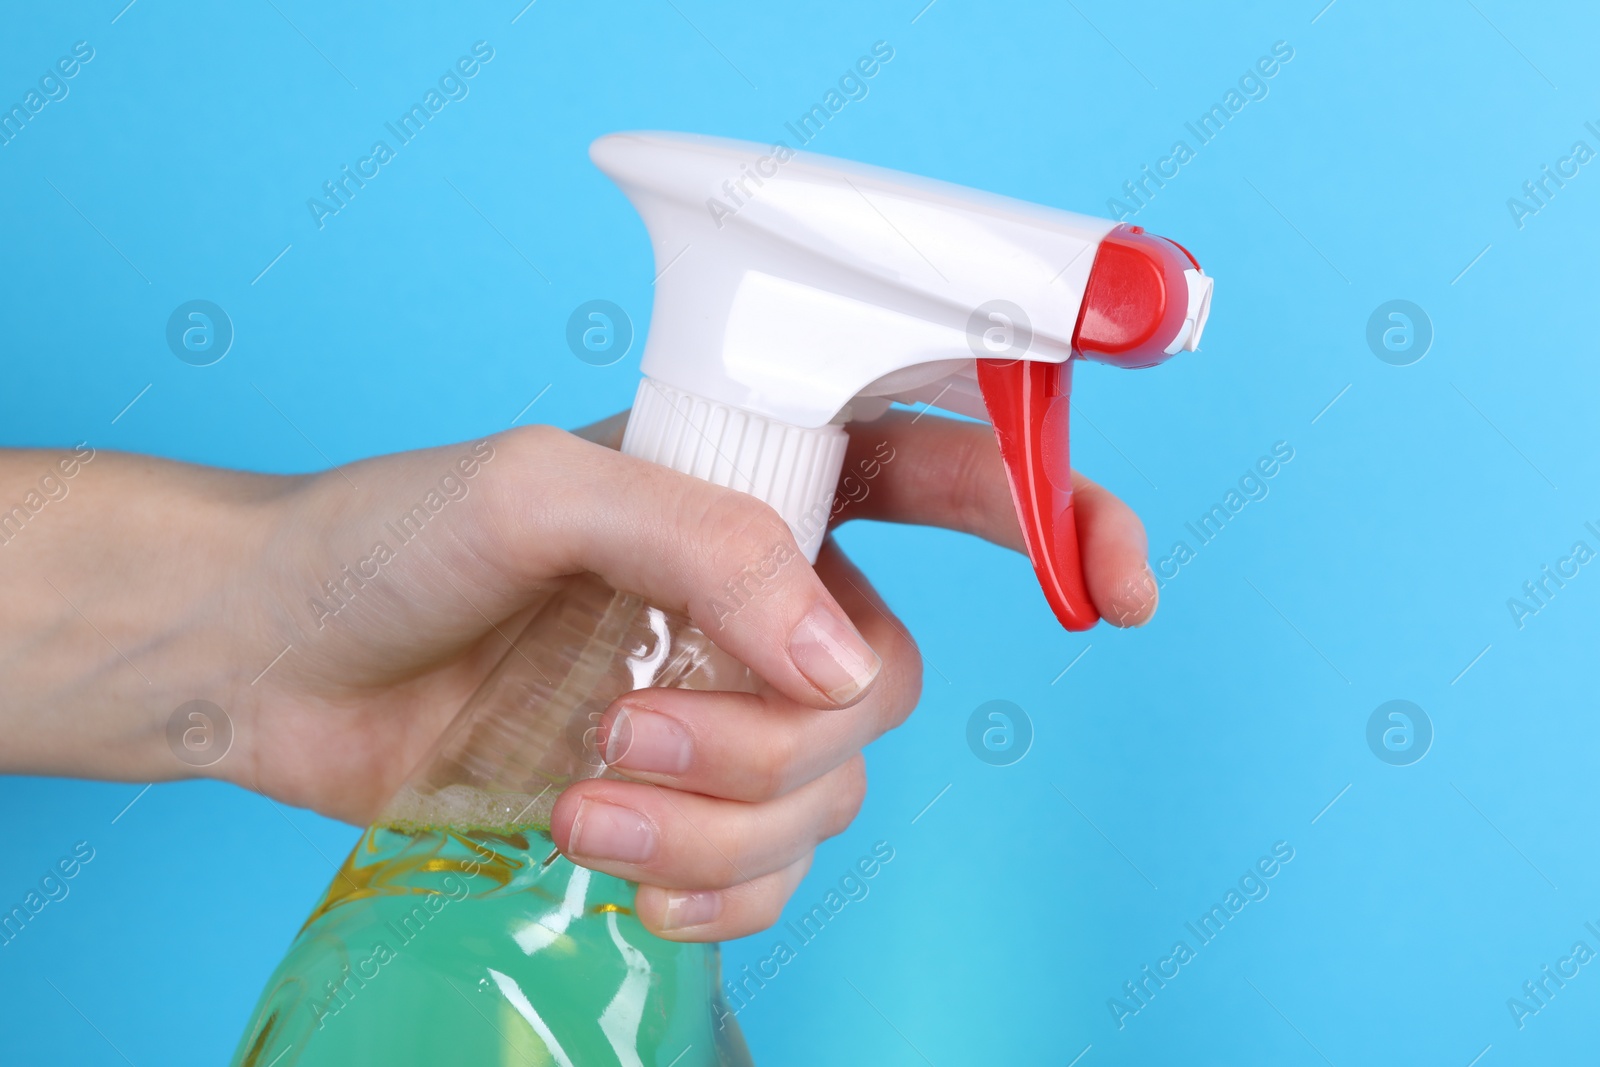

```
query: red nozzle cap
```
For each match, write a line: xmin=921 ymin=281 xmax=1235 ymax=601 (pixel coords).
xmin=1073 ymin=224 xmax=1208 ymax=369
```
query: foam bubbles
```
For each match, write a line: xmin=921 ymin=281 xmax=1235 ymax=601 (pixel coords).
xmin=378 ymin=783 xmax=557 ymax=833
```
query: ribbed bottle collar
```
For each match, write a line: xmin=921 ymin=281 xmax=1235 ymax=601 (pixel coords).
xmin=620 ymin=378 xmax=848 ymax=563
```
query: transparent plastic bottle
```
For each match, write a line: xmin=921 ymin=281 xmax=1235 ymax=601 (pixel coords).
xmin=230 ymin=572 xmax=757 ymax=1067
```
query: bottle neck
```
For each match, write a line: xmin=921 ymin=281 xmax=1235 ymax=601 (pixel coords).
xmin=620 ymin=378 xmax=849 ymax=562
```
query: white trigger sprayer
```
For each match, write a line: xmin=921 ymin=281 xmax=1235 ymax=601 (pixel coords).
xmin=593 ymin=131 xmax=1213 ymax=630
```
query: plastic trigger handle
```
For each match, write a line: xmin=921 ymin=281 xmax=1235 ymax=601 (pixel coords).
xmin=976 ymin=358 xmax=1099 ymax=632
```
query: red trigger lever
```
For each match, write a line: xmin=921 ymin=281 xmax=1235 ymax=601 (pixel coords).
xmin=975 ymin=225 xmax=1209 ymax=632
xmin=976 ymin=358 xmax=1096 ymax=631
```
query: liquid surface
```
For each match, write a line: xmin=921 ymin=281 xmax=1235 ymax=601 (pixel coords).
xmin=231 ymin=822 xmax=751 ymax=1067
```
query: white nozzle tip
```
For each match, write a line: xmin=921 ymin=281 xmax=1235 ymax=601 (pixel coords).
xmin=1165 ymin=269 xmax=1214 ymax=356
xmin=1184 ymin=270 xmax=1213 ymax=352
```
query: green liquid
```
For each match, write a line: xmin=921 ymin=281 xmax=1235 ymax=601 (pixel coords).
xmin=231 ymin=823 xmax=752 ymax=1067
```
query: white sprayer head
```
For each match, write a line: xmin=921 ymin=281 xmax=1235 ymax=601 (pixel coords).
xmin=592 ymin=131 xmax=1213 ymax=630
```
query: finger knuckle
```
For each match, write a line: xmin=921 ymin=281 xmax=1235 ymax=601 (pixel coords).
xmin=477 ymin=423 xmax=574 ymax=530
xmin=706 ymin=848 xmax=750 ymax=889
xmin=878 ymin=630 xmax=923 ymax=730
xmin=824 ymin=757 xmax=868 ymax=838
xmin=494 ymin=422 xmax=568 ymax=470
xmin=691 ymin=822 xmax=756 ymax=889
xmin=693 ymin=491 xmax=795 ymax=584
xmin=944 ymin=425 xmax=1001 ymax=535
xmin=742 ymin=884 xmax=789 ymax=933
xmin=747 ymin=727 xmax=799 ymax=802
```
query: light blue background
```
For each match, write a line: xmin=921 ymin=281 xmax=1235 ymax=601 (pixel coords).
xmin=3 ymin=1 xmax=1597 ymax=1063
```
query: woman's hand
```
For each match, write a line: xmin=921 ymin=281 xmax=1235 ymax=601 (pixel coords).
xmin=544 ymin=410 xmax=1155 ymax=940
xmin=0 ymin=409 xmax=1154 ymax=942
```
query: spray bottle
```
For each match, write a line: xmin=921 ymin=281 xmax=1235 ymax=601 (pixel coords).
xmin=230 ymin=131 xmax=1212 ymax=1066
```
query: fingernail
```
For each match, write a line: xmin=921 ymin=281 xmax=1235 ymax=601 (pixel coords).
xmin=1109 ymin=564 xmax=1159 ymax=627
xmin=660 ymin=890 xmax=722 ymax=931
xmin=607 ymin=706 xmax=692 ymax=775
xmin=568 ymin=800 xmax=657 ymax=864
xmin=789 ymin=609 xmax=881 ymax=704
xmin=1131 ymin=563 xmax=1159 ymax=626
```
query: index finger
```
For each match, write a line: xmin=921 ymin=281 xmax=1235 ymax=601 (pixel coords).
xmin=830 ymin=409 xmax=1156 ymax=627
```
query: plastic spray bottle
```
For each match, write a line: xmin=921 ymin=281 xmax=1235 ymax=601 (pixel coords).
xmin=229 ymin=131 xmax=1212 ymax=1066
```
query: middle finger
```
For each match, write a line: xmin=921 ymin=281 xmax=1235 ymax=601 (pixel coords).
xmin=550 ymin=755 xmax=868 ymax=891
xmin=595 ymin=544 xmax=921 ymax=802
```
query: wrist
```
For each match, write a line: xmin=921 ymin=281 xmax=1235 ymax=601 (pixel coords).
xmin=0 ymin=448 xmax=289 ymax=784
